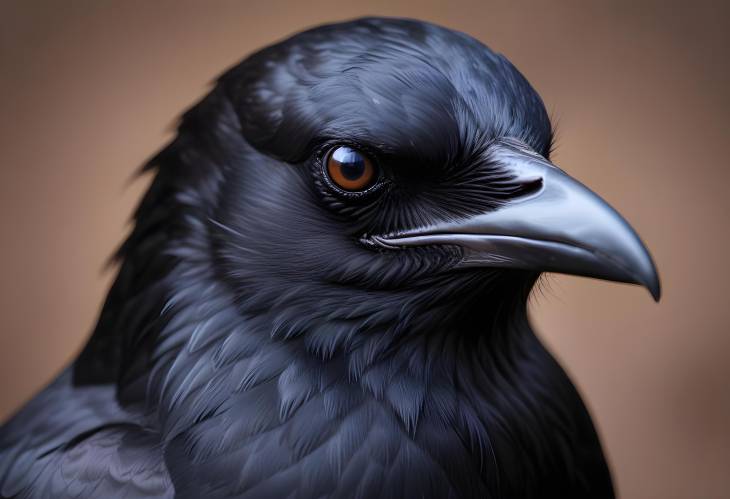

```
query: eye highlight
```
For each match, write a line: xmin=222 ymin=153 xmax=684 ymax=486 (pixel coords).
xmin=325 ymin=146 xmax=378 ymax=192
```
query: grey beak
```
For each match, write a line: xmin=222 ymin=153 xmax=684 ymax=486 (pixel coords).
xmin=372 ymin=140 xmax=661 ymax=301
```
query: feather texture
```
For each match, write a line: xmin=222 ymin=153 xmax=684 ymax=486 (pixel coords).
xmin=1 ymin=17 xmax=611 ymax=498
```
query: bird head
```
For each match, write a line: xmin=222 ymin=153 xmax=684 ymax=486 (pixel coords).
xmin=169 ymin=18 xmax=659 ymax=350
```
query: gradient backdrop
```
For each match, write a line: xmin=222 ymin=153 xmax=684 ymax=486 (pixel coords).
xmin=1 ymin=1 xmax=728 ymax=497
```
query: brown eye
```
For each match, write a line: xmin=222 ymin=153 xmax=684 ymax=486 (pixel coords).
xmin=326 ymin=146 xmax=378 ymax=192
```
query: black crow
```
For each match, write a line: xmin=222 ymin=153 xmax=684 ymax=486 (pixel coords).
xmin=0 ymin=17 xmax=660 ymax=499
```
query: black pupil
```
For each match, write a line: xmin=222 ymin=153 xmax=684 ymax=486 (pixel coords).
xmin=332 ymin=147 xmax=366 ymax=180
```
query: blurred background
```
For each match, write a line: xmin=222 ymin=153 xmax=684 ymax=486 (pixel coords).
xmin=1 ymin=1 xmax=728 ymax=497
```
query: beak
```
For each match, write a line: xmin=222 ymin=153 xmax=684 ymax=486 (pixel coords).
xmin=372 ymin=140 xmax=661 ymax=301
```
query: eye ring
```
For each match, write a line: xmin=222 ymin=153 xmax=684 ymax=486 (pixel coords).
xmin=324 ymin=145 xmax=380 ymax=193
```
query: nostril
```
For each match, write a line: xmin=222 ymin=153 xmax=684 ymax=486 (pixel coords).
xmin=522 ymin=175 xmax=544 ymax=191
xmin=509 ymin=175 xmax=543 ymax=198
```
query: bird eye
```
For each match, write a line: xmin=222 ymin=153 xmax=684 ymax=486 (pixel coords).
xmin=325 ymin=146 xmax=378 ymax=192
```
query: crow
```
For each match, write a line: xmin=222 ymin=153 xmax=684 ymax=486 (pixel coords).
xmin=0 ymin=17 xmax=660 ymax=499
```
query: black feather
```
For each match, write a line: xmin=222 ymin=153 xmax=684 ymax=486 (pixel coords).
xmin=1 ymin=17 xmax=612 ymax=498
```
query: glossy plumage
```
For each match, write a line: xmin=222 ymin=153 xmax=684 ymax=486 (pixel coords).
xmin=0 ymin=17 xmax=622 ymax=498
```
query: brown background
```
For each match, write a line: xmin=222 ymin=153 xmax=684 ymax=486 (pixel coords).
xmin=1 ymin=1 xmax=728 ymax=497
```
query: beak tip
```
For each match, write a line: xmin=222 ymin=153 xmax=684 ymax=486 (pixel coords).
xmin=641 ymin=270 xmax=661 ymax=302
xmin=641 ymin=251 xmax=661 ymax=302
xmin=649 ymin=282 xmax=661 ymax=302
